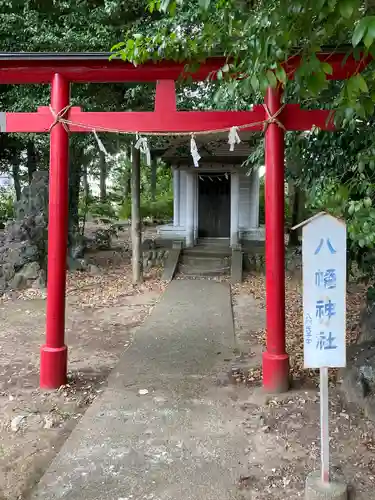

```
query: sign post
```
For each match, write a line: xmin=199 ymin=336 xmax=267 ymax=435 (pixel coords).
xmin=296 ymin=213 xmax=348 ymax=500
xmin=320 ymin=366 xmax=329 ymax=483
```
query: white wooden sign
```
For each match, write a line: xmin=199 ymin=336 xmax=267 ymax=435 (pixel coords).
xmin=301 ymin=213 xmax=347 ymax=369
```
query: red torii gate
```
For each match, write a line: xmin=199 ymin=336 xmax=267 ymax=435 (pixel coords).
xmin=0 ymin=52 xmax=369 ymax=392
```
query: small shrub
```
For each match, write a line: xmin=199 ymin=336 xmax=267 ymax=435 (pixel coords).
xmin=118 ymin=199 xmax=131 ymax=220
xmin=142 ymin=197 xmax=173 ymax=221
xmin=118 ymin=196 xmax=173 ymax=222
xmin=92 ymin=224 xmax=125 ymax=250
xmin=89 ymin=200 xmax=117 ymax=220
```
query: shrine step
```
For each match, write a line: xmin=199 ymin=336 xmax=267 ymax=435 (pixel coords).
xmin=182 ymin=245 xmax=232 ymax=260
xmin=177 ymin=252 xmax=231 ymax=277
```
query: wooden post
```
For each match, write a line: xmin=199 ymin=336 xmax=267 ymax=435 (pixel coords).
xmin=230 ymin=172 xmax=240 ymax=247
xmin=186 ymin=170 xmax=195 ymax=247
xmin=151 ymin=156 xmax=157 ymax=202
xmin=173 ymin=168 xmax=180 ymax=227
xmin=132 ymin=146 xmax=143 ymax=284
xmin=99 ymin=150 xmax=107 ymax=202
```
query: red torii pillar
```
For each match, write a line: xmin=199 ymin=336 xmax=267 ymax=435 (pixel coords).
xmin=263 ymin=86 xmax=289 ymax=393
xmin=40 ymin=73 xmax=70 ymax=389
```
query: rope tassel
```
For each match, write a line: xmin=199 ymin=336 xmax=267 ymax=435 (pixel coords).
xmin=190 ymin=135 xmax=201 ymax=168
xmin=93 ymin=130 xmax=109 ymax=156
xmin=228 ymin=126 xmax=241 ymax=151
xmin=135 ymin=135 xmax=151 ymax=166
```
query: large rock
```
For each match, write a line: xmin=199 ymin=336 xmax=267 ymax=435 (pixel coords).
xmin=0 ymin=241 xmax=39 ymax=269
xmin=0 ymin=276 xmax=6 ymax=293
xmin=9 ymin=272 xmax=26 ymax=290
xmin=341 ymin=293 xmax=375 ymax=419
xmin=14 ymin=171 xmax=49 ymax=220
xmin=1 ymin=263 xmax=15 ymax=281
xmin=0 ymin=171 xmax=49 ymax=294
xmin=341 ymin=342 xmax=375 ymax=419
xmin=32 ymin=270 xmax=46 ymax=290
xmin=9 ymin=263 xmax=43 ymax=290
xmin=67 ymin=256 xmax=87 ymax=271
xmin=0 ymin=169 xmax=111 ymax=295
xmin=359 ymin=298 xmax=375 ymax=344
xmin=21 ymin=261 xmax=40 ymax=280
xmin=68 ymin=231 xmax=87 ymax=259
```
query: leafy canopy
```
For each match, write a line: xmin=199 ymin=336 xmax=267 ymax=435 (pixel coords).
xmin=112 ymin=0 xmax=375 ymax=116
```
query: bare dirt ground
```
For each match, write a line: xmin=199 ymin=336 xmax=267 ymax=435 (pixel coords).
xmin=0 ymin=225 xmax=165 ymax=500
xmin=232 ymin=274 xmax=374 ymax=499
xmin=0 ymin=219 xmax=373 ymax=500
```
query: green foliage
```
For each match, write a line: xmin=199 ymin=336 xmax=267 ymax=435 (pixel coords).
xmin=118 ymin=195 xmax=173 ymax=221
xmin=111 ymin=151 xmax=173 ymax=221
xmin=88 ymin=201 xmax=118 ymax=221
xmin=0 ymin=1 xmax=156 ymax=207
xmin=287 ymin=119 xmax=375 ymax=276
xmin=109 ymin=0 xmax=375 ymax=290
xmin=141 ymin=195 xmax=173 ymax=220
xmin=78 ymin=189 xmax=118 ymax=224
xmin=118 ymin=199 xmax=132 ymax=220
xmin=112 ymin=0 xmax=375 ymax=115
xmin=0 ymin=189 xmax=14 ymax=224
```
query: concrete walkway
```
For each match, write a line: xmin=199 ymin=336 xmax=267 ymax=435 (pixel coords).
xmin=31 ymin=280 xmax=249 ymax=500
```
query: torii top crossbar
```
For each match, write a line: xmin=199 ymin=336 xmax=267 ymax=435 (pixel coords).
xmin=0 ymin=50 xmax=370 ymax=134
xmin=0 ymin=50 xmax=370 ymax=83
xmin=1 ymin=51 xmax=370 ymax=393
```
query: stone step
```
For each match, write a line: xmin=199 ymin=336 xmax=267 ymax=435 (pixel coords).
xmin=197 ymin=238 xmax=230 ymax=246
xmin=162 ymin=248 xmax=181 ymax=282
xmin=178 ymin=254 xmax=231 ymax=277
xmin=177 ymin=265 xmax=230 ymax=277
xmin=182 ymin=248 xmax=232 ymax=259
xmin=181 ymin=255 xmax=227 ymax=266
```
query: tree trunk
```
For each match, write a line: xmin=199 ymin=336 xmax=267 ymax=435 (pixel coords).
xmin=123 ymin=146 xmax=131 ymax=202
xmin=132 ymin=146 xmax=143 ymax=284
xmin=26 ymin=139 xmax=37 ymax=184
xmin=124 ymin=171 xmax=131 ymax=202
xmin=80 ymin=164 xmax=90 ymax=236
xmin=151 ymin=156 xmax=157 ymax=202
xmin=82 ymin=164 xmax=90 ymax=200
xmin=288 ymin=182 xmax=305 ymax=247
xmin=11 ymin=159 xmax=21 ymax=201
xmin=99 ymin=151 xmax=107 ymax=202
xmin=68 ymin=155 xmax=82 ymax=231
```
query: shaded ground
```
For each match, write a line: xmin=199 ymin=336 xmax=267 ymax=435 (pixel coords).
xmin=27 ymin=275 xmax=375 ymax=500
xmin=233 ymin=273 xmax=365 ymax=385
xmin=30 ymin=280 xmax=241 ymax=500
xmin=0 ymin=236 xmax=165 ymax=500
xmin=0 ymin=219 xmax=373 ymax=499
xmin=232 ymin=274 xmax=374 ymax=499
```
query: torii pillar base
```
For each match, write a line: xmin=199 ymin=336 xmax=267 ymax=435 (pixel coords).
xmin=262 ymin=352 xmax=290 ymax=394
xmin=40 ymin=345 xmax=68 ymax=389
